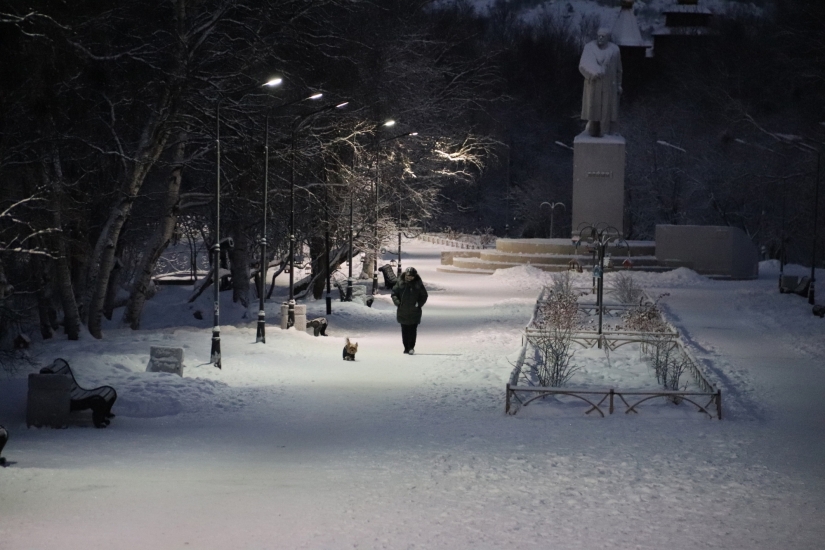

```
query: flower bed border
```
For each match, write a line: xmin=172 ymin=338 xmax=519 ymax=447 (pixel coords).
xmin=508 ymin=287 xmax=721 ymax=418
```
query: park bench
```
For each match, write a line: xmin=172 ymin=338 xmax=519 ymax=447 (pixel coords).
xmin=379 ymin=264 xmax=398 ymax=289
xmin=33 ymin=359 xmax=117 ymax=428
xmin=780 ymin=275 xmax=810 ymax=297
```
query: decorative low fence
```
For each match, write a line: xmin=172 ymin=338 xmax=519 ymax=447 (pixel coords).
xmin=505 ymin=385 xmax=722 ymax=419
xmin=419 ymin=233 xmax=495 ymax=249
xmin=508 ymin=286 xmax=722 ymax=418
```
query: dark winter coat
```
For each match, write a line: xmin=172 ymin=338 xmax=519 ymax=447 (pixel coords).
xmin=391 ymin=274 xmax=428 ymax=325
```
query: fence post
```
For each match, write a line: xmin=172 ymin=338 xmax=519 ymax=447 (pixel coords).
xmin=609 ymin=389 xmax=614 ymax=414
xmin=505 ymin=383 xmax=511 ymax=414
xmin=716 ymin=389 xmax=722 ymax=420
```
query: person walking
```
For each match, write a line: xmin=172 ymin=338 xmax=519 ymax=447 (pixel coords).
xmin=391 ymin=266 xmax=428 ymax=354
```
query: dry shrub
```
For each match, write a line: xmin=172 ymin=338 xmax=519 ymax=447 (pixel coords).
xmin=528 ymin=289 xmax=582 ymax=387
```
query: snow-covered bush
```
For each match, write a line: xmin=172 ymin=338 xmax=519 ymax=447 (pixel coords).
xmin=529 ymin=290 xmax=582 ymax=387
xmin=610 ymin=272 xmax=643 ymax=304
xmin=622 ymin=293 xmax=686 ymax=393
xmin=473 ymin=227 xmax=496 ymax=247
xmin=550 ymin=270 xmax=575 ymax=296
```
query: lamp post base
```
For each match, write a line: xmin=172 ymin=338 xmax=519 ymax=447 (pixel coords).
xmin=210 ymin=329 xmax=221 ymax=369
xmin=255 ymin=310 xmax=266 ymax=343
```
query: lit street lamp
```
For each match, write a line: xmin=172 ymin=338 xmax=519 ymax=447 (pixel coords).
xmin=373 ymin=122 xmax=417 ymax=295
xmin=286 ymin=101 xmax=349 ymax=327
xmin=770 ymin=133 xmax=822 ymax=305
xmin=213 ymin=76 xmax=282 ymax=368
xmin=807 ymin=149 xmax=820 ymax=305
xmin=540 ymin=201 xmax=565 ymax=238
xmin=257 ymin=92 xmax=323 ymax=344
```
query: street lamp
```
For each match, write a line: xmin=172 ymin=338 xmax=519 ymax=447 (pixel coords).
xmin=770 ymin=134 xmax=822 ymax=304
xmin=213 ymin=76 xmax=282 ymax=368
xmin=575 ymin=223 xmax=629 ymax=346
xmin=540 ymin=201 xmax=565 ymax=238
xmin=347 ymin=154 xmax=355 ymax=302
xmin=806 ymin=148 xmax=821 ymax=305
xmin=286 ymin=101 xmax=349 ymax=327
xmin=373 ymin=122 xmax=417 ymax=295
xmin=257 ymin=92 xmax=323 ymax=344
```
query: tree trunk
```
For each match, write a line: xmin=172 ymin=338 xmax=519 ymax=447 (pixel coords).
xmin=31 ymin=254 xmax=54 ymax=340
xmin=44 ymin=152 xmax=81 ymax=340
xmin=86 ymin=106 xmax=174 ymax=338
xmin=103 ymin=258 xmax=123 ymax=321
xmin=309 ymin=235 xmax=326 ymax=299
xmin=86 ymin=1 xmax=186 ymax=338
xmin=124 ymin=131 xmax=187 ymax=329
xmin=230 ymin=222 xmax=250 ymax=307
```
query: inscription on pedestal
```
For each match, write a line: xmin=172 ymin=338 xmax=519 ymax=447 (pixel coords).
xmin=572 ymin=132 xmax=626 ymax=234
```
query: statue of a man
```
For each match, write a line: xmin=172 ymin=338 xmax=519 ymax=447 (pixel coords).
xmin=579 ymin=28 xmax=623 ymax=137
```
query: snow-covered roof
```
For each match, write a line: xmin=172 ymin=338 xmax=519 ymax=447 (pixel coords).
xmin=653 ymin=25 xmax=714 ymax=36
xmin=612 ymin=4 xmax=647 ymax=47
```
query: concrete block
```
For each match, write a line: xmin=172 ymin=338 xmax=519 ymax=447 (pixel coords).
xmin=280 ymin=303 xmax=289 ymax=329
xmin=293 ymin=304 xmax=307 ymax=332
xmin=441 ymin=250 xmax=482 ymax=265
xmin=281 ymin=302 xmax=308 ymax=330
xmin=146 ymin=346 xmax=184 ymax=376
xmin=27 ymin=373 xmax=72 ymax=428
xmin=655 ymin=225 xmax=759 ymax=279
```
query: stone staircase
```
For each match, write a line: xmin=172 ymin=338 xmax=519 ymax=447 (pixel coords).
xmin=436 ymin=238 xmax=669 ymax=274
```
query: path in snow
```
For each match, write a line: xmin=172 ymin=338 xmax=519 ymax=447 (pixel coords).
xmin=0 ymin=241 xmax=823 ymax=549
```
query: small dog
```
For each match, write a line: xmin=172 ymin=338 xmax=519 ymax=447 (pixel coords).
xmin=306 ymin=317 xmax=328 ymax=337
xmin=342 ymin=337 xmax=358 ymax=361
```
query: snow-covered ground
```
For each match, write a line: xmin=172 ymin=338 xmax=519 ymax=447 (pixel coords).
xmin=1 ymin=239 xmax=823 ymax=549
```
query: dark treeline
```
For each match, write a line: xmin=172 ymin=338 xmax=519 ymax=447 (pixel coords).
xmin=0 ymin=0 xmax=823 ymax=343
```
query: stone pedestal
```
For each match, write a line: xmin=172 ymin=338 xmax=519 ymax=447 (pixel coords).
xmin=27 ymin=373 xmax=72 ymax=428
xmin=572 ymin=132 xmax=626 ymax=235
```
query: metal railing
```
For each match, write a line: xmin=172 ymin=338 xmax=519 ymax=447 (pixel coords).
xmin=508 ymin=287 xmax=720 ymax=417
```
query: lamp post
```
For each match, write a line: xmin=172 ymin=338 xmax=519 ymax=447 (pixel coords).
xmin=809 ymin=150 xmax=820 ymax=305
xmin=575 ymin=223 xmax=629 ymax=347
xmin=372 ymin=123 xmax=417 ymax=295
xmin=770 ymin=134 xmax=822 ymax=304
xmin=347 ymin=157 xmax=354 ymax=301
xmin=257 ymin=92 xmax=323 ymax=343
xmin=540 ymin=201 xmax=565 ymax=238
xmin=213 ymin=76 xmax=282 ymax=368
xmin=286 ymin=101 xmax=349 ymax=327
xmin=397 ymin=193 xmax=403 ymax=277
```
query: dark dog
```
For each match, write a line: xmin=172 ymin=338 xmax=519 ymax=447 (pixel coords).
xmin=307 ymin=317 xmax=328 ymax=337
xmin=342 ymin=337 xmax=358 ymax=361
